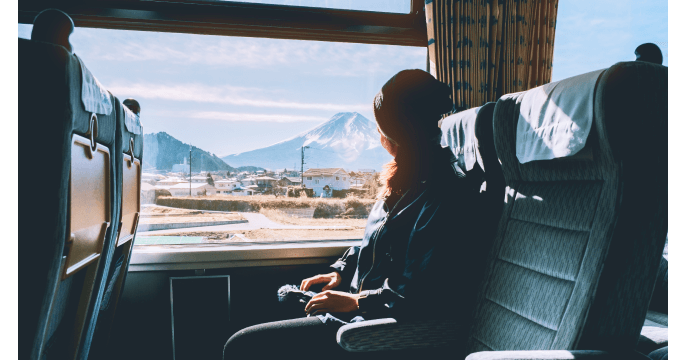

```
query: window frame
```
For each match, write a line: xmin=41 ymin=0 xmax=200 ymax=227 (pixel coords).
xmin=130 ymin=240 xmax=361 ymax=271
xmin=18 ymin=0 xmax=421 ymax=257
xmin=18 ymin=0 xmax=427 ymax=47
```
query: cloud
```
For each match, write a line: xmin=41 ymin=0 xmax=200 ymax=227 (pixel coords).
xmin=70 ymin=28 xmax=425 ymax=77
xmin=107 ymin=82 xmax=369 ymax=112
xmin=192 ymin=111 xmax=327 ymax=123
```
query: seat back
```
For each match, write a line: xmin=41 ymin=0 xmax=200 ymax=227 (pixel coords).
xmin=464 ymin=61 xmax=667 ymax=355
xmin=19 ymin=12 xmax=122 ymax=359
xmin=88 ymin=98 xmax=144 ymax=359
xmin=441 ymin=102 xmax=506 ymax=247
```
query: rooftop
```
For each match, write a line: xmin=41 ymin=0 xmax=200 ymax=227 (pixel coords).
xmin=168 ymin=182 xmax=212 ymax=189
xmin=303 ymin=168 xmax=347 ymax=176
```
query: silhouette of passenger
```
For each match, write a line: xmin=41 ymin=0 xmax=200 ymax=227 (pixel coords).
xmin=31 ymin=9 xmax=75 ymax=53
xmin=634 ymin=43 xmax=663 ymax=65
xmin=123 ymin=99 xmax=141 ymax=116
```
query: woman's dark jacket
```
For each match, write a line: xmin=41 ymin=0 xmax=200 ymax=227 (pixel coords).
xmin=325 ymin=147 xmax=488 ymax=324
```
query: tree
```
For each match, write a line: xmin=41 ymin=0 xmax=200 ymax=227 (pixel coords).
xmin=206 ymin=173 xmax=215 ymax=186
xmin=363 ymin=173 xmax=381 ymax=199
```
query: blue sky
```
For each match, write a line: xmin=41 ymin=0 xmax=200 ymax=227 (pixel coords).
xmin=17 ymin=0 xmax=668 ymax=157
xmin=552 ymin=0 xmax=668 ymax=81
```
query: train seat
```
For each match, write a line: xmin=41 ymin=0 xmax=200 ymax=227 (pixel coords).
xmin=462 ymin=60 xmax=667 ymax=359
xmin=88 ymin=98 xmax=144 ymax=359
xmin=19 ymin=9 xmax=122 ymax=360
xmin=441 ymin=102 xmax=506 ymax=250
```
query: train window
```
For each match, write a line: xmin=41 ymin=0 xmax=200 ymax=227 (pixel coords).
xmin=18 ymin=23 xmax=425 ymax=246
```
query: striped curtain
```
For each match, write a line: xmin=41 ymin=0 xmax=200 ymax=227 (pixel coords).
xmin=426 ymin=0 xmax=559 ymax=111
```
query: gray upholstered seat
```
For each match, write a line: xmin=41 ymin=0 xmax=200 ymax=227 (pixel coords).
xmin=19 ymin=13 xmax=124 ymax=359
xmin=464 ymin=61 xmax=667 ymax=359
xmin=88 ymin=98 xmax=145 ymax=359
xmin=337 ymin=61 xmax=667 ymax=359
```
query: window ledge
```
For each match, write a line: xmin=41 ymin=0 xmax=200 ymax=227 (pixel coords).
xmin=130 ymin=239 xmax=361 ymax=272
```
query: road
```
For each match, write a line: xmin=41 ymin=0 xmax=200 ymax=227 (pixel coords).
xmin=137 ymin=211 xmax=352 ymax=236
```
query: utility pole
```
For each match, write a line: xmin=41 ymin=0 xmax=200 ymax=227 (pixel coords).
xmin=301 ymin=145 xmax=310 ymax=187
xmin=189 ymin=148 xmax=192 ymax=197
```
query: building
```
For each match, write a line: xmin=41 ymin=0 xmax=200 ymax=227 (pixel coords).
xmin=302 ymin=168 xmax=350 ymax=197
xmin=214 ymin=179 xmax=241 ymax=195
xmin=171 ymin=157 xmax=190 ymax=173
xmin=167 ymin=182 xmax=216 ymax=197
xmin=141 ymin=172 xmax=165 ymax=183
xmin=230 ymin=185 xmax=254 ymax=196
xmin=254 ymin=176 xmax=278 ymax=190
xmin=278 ymin=177 xmax=302 ymax=187
xmin=156 ymin=177 xmax=187 ymax=187
xmin=190 ymin=175 xmax=208 ymax=183
xmin=240 ymin=177 xmax=256 ymax=187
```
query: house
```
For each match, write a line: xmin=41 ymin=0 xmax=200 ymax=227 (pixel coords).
xmin=141 ymin=172 xmax=165 ymax=183
xmin=214 ymin=179 xmax=241 ymax=195
xmin=278 ymin=177 xmax=302 ymax=187
xmin=302 ymin=168 xmax=350 ymax=197
xmin=253 ymin=176 xmax=278 ymax=190
xmin=156 ymin=177 xmax=187 ymax=187
xmin=190 ymin=175 xmax=208 ymax=183
xmin=240 ymin=177 xmax=256 ymax=186
xmin=167 ymin=182 xmax=216 ymax=197
xmin=230 ymin=185 xmax=254 ymax=196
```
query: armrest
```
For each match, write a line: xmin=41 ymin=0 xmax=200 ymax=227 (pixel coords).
xmin=465 ymin=350 xmax=651 ymax=360
xmin=336 ymin=318 xmax=459 ymax=352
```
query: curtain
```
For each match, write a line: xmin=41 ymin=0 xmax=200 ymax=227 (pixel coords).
xmin=426 ymin=0 xmax=559 ymax=111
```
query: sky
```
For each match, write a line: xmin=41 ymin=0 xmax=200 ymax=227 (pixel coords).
xmin=17 ymin=0 xmax=668 ymax=158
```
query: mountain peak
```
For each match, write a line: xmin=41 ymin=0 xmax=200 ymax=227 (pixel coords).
xmin=222 ymin=112 xmax=391 ymax=170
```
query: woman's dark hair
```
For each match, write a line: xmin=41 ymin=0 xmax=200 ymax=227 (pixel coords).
xmin=373 ymin=70 xmax=454 ymax=198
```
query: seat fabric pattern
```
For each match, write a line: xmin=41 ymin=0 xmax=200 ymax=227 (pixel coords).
xmin=465 ymin=61 xmax=667 ymax=356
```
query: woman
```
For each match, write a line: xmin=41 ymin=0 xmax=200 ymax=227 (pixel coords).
xmin=224 ymin=70 xmax=486 ymax=359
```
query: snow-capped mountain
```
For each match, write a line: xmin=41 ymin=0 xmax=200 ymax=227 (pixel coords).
xmin=222 ymin=112 xmax=392 ymax=171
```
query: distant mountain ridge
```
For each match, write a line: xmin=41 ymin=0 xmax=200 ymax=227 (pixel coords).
xmin=222 ymin=112 xmax=391 ymax=171
xmin=144 ymin=132 xmax=263 ymax=173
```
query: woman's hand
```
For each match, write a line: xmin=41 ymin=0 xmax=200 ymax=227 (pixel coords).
xmin=300 ymin=272 xmax=342 ymax=292
xmin=305 ymin=290 xmax=360 ymax=316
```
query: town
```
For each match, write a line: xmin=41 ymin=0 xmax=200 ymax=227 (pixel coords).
xmin=140 ymin=161 xmax=380 ymax=204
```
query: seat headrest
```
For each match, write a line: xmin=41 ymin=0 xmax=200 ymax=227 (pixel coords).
xmin=473 ymin=103 xmax=499 ymax=176
xmin=31 ymin=9 xmax=74 ymax=53
xmin=440 ymin=103 xmax=497 ymax=174
xmin=123 ymin=99 xmax=141 ymax=116
xmin=123 ymin=103 xmax=142 ymax=135
xmin=75 ymin=55 xmax=113 ymax=115
xmin=515 ymin=68 xmax=605 ymax=164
